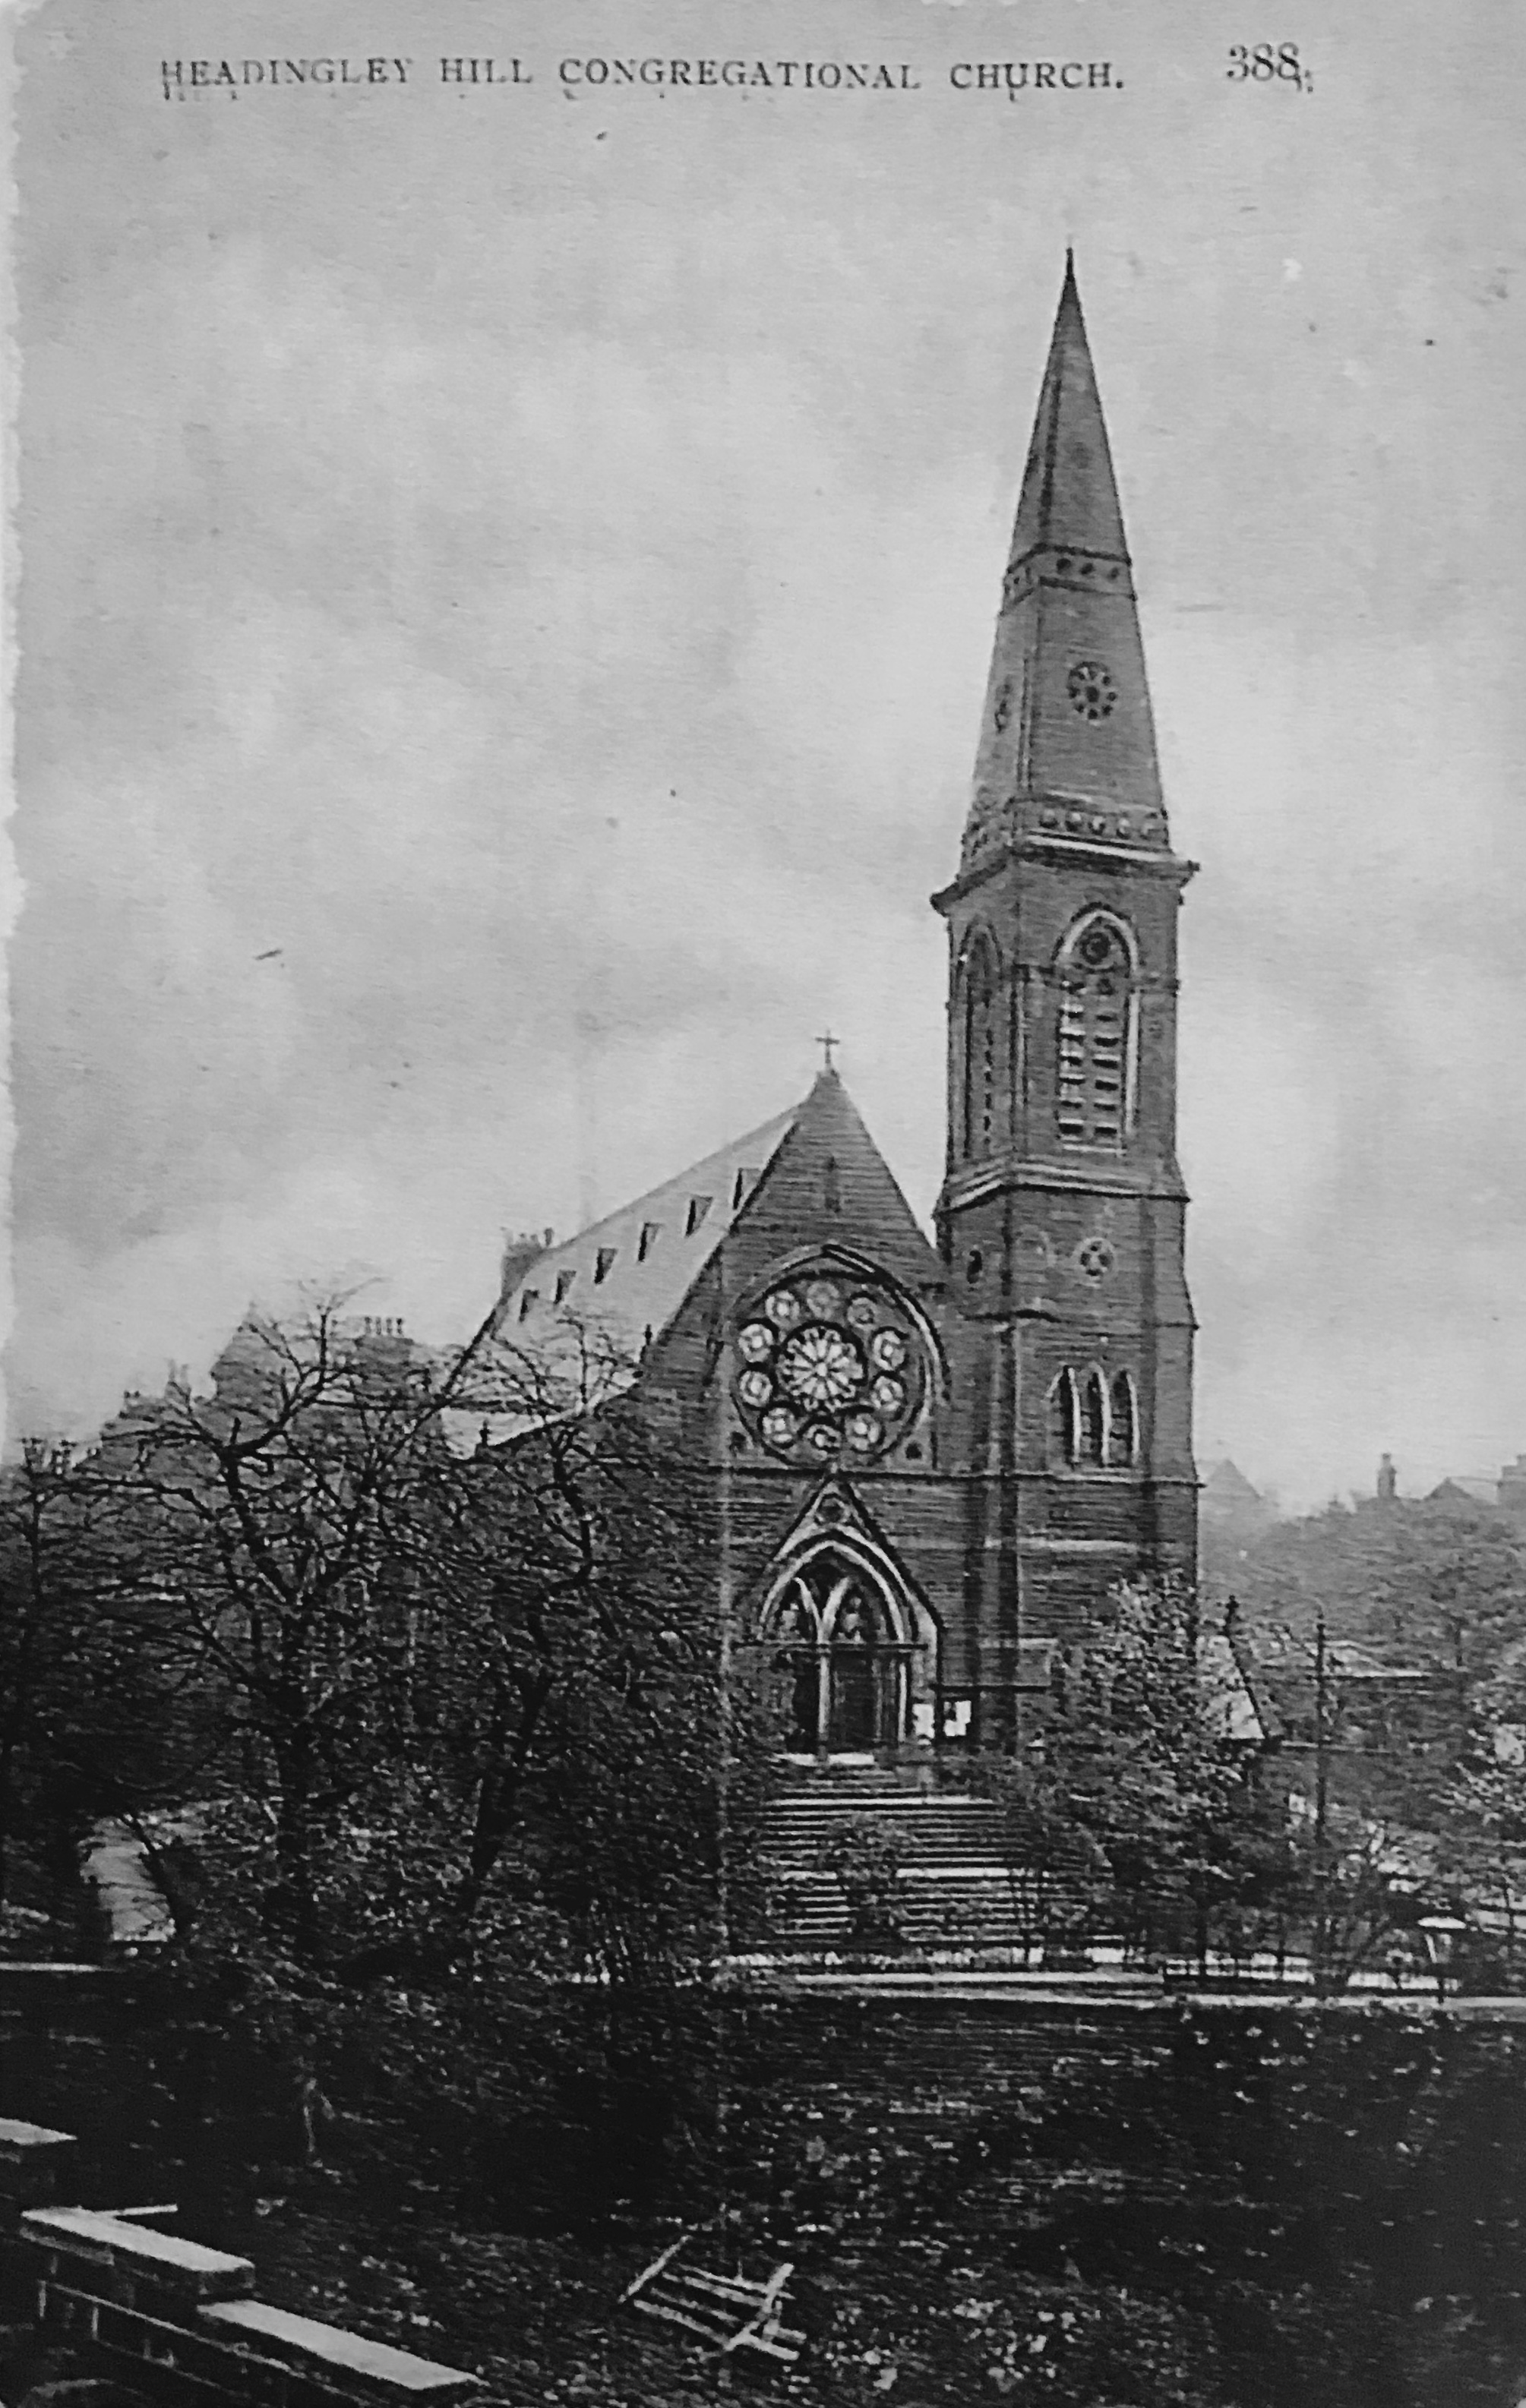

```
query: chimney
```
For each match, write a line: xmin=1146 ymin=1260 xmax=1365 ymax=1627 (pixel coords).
xmin=500 ymin=1227 xmax=551 ymax=1299
xmin=1498 ymin=1454 xmax=1526 ymax=1521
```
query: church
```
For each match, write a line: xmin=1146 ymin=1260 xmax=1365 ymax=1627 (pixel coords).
xmin=478 ymin=259 xmax=1199 ymax=1774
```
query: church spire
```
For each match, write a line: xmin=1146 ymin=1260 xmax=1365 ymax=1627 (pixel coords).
xmin=957 ymin=257 xmax=1169 ymax=881
xmin=1007 ymin=252 xmax=1129 ymax=568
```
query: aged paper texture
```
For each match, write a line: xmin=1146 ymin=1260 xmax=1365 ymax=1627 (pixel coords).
xmin=5 ymin=4 xmax=1525 ymax=2403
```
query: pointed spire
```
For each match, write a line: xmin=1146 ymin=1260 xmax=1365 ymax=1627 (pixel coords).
xmin=1007 ymin=252 xmax=1129 ymax=570
xmin=946 ymin=256 xmax=1170 ymax=882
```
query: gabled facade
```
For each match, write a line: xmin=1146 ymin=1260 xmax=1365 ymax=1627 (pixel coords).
xmin=475 ymin=260 xmax=1199 ymax=1769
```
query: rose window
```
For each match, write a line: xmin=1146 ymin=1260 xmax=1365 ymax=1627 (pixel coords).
xmin=779 ymin=1326 xmax=864 ymax=1412
xmin=1067 ymin=658 xmax=1117 ymax=722
xmin=731 ymin=1273 xmax=924 ymax=1463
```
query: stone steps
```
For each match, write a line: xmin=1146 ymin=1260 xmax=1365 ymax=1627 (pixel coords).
xmin=756 ymin=1780 xmax=1039 ymax=1950
xmin=772 ymin=1871 xmax=1029 ymax=1941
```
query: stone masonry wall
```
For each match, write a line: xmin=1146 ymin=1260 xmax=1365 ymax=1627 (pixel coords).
xmin=0 ymin=2116 xmax=480 ymax=2408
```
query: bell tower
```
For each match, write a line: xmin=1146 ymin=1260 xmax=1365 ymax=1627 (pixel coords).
xmin=932 ymin=257 xmax=1198 ymax=1706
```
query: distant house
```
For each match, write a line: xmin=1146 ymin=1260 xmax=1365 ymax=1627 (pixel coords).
xmin=1199 ymin=1459 xmax=1275 ymax=1578
xmin=1426 ymin=1475 xmax=1512 ymax=1519
xmin=1416 ymin=1457 xmax=1526 ymax=1524
xmin=1250 ymin=1624 xmax=1456 ymax=1762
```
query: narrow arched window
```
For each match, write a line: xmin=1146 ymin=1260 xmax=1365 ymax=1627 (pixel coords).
xmin=1057 ymin=917 xmax=1136 ymax=1150
xmin=1079 ymin=1370 xmax=1107 ymax=1465
xmin=961 ymin=934 xmax=1000 ymax=1160
xmin=1047 ymin=1369 xmax=1078 ymax=1466
xmin=1107 ymin=1372 xmax=1136 ymax=1467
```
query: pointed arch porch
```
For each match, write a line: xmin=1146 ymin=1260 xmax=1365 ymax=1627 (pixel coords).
xmin=752 ymin=1523 xmax=943 ymax=1764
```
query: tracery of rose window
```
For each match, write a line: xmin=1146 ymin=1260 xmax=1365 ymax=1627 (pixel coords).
xmin=732 ymin=1270 xmax=921 ymax=1464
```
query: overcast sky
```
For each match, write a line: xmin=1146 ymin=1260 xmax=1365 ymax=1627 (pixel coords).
xmin=8 ymin=0 xmax=1525 ymax=1510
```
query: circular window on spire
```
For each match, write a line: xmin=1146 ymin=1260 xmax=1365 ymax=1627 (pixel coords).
xmin=1067 ymin=659 xmax=1117 ymax=723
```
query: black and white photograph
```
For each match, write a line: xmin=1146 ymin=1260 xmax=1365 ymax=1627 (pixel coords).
xmin=2 ymin=4 xmax=1524 ymax=2402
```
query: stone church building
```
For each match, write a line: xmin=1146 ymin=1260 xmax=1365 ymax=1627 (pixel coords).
xmin=479 ymin=260 xmax=1199 ymax=1775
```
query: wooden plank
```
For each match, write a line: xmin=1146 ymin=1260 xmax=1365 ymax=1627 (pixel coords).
xmin=730 ymin=2330 xmax=804 ymax=2365
xmin=756 ymin=2260 xmax=795 ymax=2312
xmin=640 ymin=2279 xmax=734 ymax=2328
xmin=630 ymin=2296 xmax=734 ymax=2345
xmin=670 ymin=2268 xmax=769 ymax=2305
xmin=723 ymin=2261 xmax=800 ymax=2362
xmin=621 ymin=2226 xmax=694 ymax=2303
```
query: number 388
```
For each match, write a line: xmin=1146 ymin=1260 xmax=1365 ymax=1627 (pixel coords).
xmin=1227 ymin=43 xmax=1306 ymax=87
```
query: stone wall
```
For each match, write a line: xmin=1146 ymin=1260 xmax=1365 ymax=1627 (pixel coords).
xmin=0 ymin=2117 xmax=480 ymax=2408
xmin=714 ymin=1988 xmax=1526 ymax=2402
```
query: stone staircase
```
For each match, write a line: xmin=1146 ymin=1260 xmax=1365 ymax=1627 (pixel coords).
xmin=754 ymin=1772 xmax=1036 ymax=1954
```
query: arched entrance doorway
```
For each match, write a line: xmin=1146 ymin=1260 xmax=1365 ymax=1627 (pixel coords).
xmin=768 ymin=1550 xmax=918 ymax=1759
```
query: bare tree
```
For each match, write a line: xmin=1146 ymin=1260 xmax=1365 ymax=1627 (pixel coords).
xmin=63 ymin=1299 xmax=740 ymax=1991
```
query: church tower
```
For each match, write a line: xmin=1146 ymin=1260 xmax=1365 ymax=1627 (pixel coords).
xmin=932 ymin=257 xmax=1197 ymax=1707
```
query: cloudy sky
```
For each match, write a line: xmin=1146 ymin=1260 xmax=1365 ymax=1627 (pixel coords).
xmin=8 ymin=0 xmax=1524 ymax=1509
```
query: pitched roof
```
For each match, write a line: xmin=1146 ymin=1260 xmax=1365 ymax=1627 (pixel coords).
xmin=444 ymin=1094 xmax=806 ymax=1450
xmin=1426 ymin=1475 xmax=1498 ymax=1510
xmin=1201 ymin=1458 xmax=1266 ymax=1510
xmin=502 ymin=1099 xmax=801 ymax=1350
xmin=446 ymin=1071 xmax=944 ymax=1454
xmin=1253 ymin=1627 xmax=1436 ymax=1685
xmin=1199 ymin=1629 xmax=1274 ymax=1745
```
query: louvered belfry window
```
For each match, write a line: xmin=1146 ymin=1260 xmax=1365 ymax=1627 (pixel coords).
xmin=1057 ymin=917 xmax=1133 ymax=1149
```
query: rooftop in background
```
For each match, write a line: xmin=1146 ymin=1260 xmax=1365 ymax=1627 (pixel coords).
xmin=1200 ymin=1458 xmax=1270 ymax=1516
xmin=1426 ymin=1475 xmax=1500 ymax=1511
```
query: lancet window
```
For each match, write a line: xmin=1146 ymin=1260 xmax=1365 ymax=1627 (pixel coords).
xmin=960 ymin=933 xmax=1000 ymax=1160
xmin=1107 ymin=1372 xmax=1138 ymax=1467
xmin=1079 ymin=1368 xmax=1107 ymax=1463
xmin=1047 ymin=1368 xmax=1078 ymax=1464
xmin=1047 ymin=1364 xmax=1139 ymax=1469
